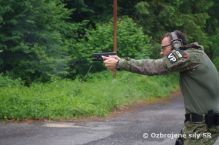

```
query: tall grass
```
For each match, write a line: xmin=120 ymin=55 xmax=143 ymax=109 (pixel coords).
xmin=0 ymin=71 xmax=178 ymax=120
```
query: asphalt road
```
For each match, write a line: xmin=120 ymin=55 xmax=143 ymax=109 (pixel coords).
xmin=0 ymin=93 xmax=218 ymax=145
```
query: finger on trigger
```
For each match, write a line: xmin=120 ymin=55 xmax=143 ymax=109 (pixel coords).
xmin=102 ymin=56 xmax=108 ymax=60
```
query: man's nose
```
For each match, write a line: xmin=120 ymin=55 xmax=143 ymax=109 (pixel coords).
xmin=160 ymin=51 xmax=164 ymax=56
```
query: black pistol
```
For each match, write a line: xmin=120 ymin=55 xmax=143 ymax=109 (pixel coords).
xmin=92 ymin=52 xmax=117 ymax=61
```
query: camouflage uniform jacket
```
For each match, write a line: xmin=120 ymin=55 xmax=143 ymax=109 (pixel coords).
xmin=118 ymin=43 xmax=219 ymax=114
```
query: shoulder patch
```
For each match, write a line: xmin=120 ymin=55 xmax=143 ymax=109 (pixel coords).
xmin=167 ymin=50 xmax=183 ymax=64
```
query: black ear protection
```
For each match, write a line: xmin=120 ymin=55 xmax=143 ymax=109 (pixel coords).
xmin=170 ymin=31 xmax=183 ymax=50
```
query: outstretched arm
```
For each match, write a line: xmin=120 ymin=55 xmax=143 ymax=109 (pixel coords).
xmin=117 ymin=58 xmax=168 ymax=75
xmin=103 ymin=56 xmax=168 ymax=75
xmin=102 ymin=50 xmax=201 ymax=75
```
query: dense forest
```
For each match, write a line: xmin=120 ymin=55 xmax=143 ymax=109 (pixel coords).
xmin=1 ymin=0 xmax=219 ymax=84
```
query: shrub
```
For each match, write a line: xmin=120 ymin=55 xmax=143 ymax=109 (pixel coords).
xmin=69 ymin=17 xmax=152 ymax=77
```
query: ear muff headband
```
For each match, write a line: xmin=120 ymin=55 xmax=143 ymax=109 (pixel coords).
xmin=171 ymin=31 xmax=178 ymax=41
xmin=171 ymin=31 xmax=182 ymax=50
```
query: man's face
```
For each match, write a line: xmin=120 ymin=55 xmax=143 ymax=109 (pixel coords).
xmin=160 ymin=36 xmax=172 ymax=57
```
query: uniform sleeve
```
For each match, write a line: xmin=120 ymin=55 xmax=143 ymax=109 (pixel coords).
xmin=163 ymin=49 xmax=201 ymax=72
xmin=118 ymin=58 xmax=168 ymax=75
xmin=118 ymin=49 xmax=201 ymax=75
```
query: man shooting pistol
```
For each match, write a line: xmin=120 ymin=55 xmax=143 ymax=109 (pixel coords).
xmin=102 ymin=30 xmax=219 ymax=145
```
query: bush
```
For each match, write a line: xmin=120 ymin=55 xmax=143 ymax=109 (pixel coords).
xmin=0 ymin=71 xmax=178 ymax=120
xmin=69 ymin=17 xmax=152 ymax=77
xmin=0 ymin=74 xmax=22 ymax=87
xmin=210 ymin=29 xmax=219 ymax=56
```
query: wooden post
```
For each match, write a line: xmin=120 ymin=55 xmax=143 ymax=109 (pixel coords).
xmin=112 ymin=0 xmax=118 ymax=78
xmin=113 ymin=0 xmax=118 ymax=53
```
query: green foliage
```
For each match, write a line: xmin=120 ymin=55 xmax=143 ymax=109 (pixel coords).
xmin=0 ymin=71 xmax=178 ymax=120
xmin=69 ymin=17 xmax=151 ymax=77
xmin=0 ymin=0 xmax=73 ymax=84
xmin=211 ymin=29 xmax=219 ymax=69
xmin=210 ymin=29 xmax=219 ymax=57
xmin=0 ymin=74 xmax=22 ymax=87
xmin=213 ymin=57 xmax=219 ymax=70
xmin=64 ymin=0 xmax=112 ymax=22
xmin=85 ymin=0 xmax=215 ymax=58
xmin=1 ymin=0 xmax=219 ymax=82
xmin=132 ymin=1 xmax=213 ymax=57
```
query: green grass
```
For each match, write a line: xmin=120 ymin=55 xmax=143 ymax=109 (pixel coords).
xmin=0 ymin=71 xmax=179 ymax=120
